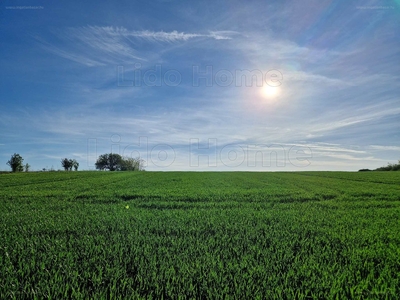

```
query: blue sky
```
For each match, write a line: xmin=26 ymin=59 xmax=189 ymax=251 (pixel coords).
xmin=1 ymin=0 xmax=399 ymax=171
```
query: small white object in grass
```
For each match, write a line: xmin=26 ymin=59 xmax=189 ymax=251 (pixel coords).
xmin=125 ymin=205 xmax=129 ymax=209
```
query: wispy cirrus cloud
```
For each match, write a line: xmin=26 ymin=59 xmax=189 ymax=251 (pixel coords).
xmin=369 ymin=145 xmax=400 ymax=151
xmin=95 ymin=27 xmax=238 ymax=41
xmin=36 ymin=26 xmax=239 ymax=66
xmin=285 ymin=70 xmax=348 ymax=86
xmin=36 ymin=37 xmax=111 ymax=66
xmin=306 ymin=103 xmax=400 ymax=134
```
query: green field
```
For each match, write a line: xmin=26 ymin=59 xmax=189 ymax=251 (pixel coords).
xmin=1 ymin=171 xmax=400 ymax=299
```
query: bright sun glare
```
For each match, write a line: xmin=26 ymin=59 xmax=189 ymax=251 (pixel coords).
xmin=261 ymin=85 xmax=280 ymax=99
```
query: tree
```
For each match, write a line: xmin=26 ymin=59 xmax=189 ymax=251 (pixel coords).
xmin=61 ymin=158 xmax=79 ymax=171
xmin=7 ymin=153 xmax=24 ymax=172
xmin=95 ymin=153 xmax=123 ymax=171
xmin=72 ymin=159 xmax=79 ymax=171
xmin=120 ymin=156 xmax=145 ymax=171
xmin=24 ymin=163 xmax=31 ymax=172
xmin=95 ymin=154 xmax=145 ymax=171
xmin=61 ymin=158 xmax=74 ymax=171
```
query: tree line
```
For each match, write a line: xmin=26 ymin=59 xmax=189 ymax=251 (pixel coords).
xmin=6 ymin=152 xmax=398 ymax=172
xmin=5 ymin=153 xmax=145 ymax=172
xmin=359 ymin=160 xmax=400 ymax=172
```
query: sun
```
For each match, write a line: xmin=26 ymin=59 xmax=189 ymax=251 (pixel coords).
xmin=261 ymin=85 xmax=280 ymax=99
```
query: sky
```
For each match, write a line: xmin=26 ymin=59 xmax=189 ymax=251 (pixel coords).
xmin=1 ymin=0 xmax=399 ymax=171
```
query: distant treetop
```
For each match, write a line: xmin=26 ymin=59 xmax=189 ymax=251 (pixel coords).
xmin=95 ymin=153 xmax=144 ymax=171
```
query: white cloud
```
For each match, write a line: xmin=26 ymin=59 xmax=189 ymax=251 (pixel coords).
xmin=109 ymin=28 xmax=238 ymax=42
xmin=369 ymin=145 xmax=400 ymax=151
xmin=208 ymin=31 xmax=239 ymax=40
xmin=294 ymin=143 xmax=366 ymax=155
xmin=37 ymin=38 xmax=107 ymax=67
xmin=285 ymin=70 xmax=348 ymax=86
xmin=306 ymin=104 xmax=400 ymax=134
xmin=37 ymin=26 xmax=238 ymax=66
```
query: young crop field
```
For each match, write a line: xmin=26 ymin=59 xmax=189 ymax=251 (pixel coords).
xmin=1 ymin=171 xmax=400 ymax=299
